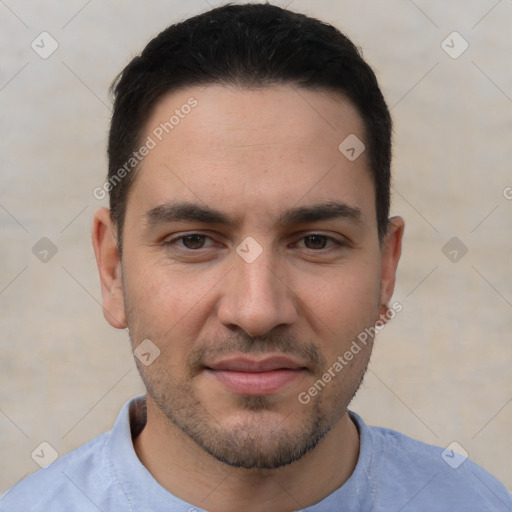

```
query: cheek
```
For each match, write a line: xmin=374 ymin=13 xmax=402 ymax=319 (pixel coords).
xmin=122 ymin=258 xmax=219 ymax=344
xmin=295 ymin=259 xmax=381 ymax=350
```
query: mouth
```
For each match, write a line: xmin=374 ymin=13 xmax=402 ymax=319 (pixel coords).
xmin=204 ymin=355 xmax=308 ymax=396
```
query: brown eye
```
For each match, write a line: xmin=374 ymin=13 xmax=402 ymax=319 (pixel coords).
xmin=304 ymin=235 xmax=328 ymax=249
xmin=181 ymin=234 xmax=207 ymax=249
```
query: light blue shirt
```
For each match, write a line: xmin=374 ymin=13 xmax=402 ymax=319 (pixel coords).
xmin=1 ymin=396 xmax=511 ymax=511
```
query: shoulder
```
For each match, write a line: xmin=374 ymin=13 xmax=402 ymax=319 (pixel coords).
xmin=0 ymin=431 xmax=126 ymax=512
xmin=353 ymin=414 xmax=512 ymax=510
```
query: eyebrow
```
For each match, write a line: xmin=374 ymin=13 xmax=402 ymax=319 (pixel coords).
xmin=278 ymin=201 xmax=362 ymax=226
xmin=143 ymin=200 xmax=363 ymax=228
xmin=144 ymin=202 xmax=232 ymax=227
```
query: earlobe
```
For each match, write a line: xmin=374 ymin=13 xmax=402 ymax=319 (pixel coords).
xmin=378 ymin=216 xmax=405 ymax=318
xmin=91 ymin=207 xmax=127 ymax=329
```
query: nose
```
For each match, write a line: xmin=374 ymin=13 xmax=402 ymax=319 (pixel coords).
xmin=217 ymin=249 xmax=298 ymax=337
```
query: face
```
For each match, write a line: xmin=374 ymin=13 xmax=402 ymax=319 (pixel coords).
xmin=94 ymin=84 xmax=402 ymax=470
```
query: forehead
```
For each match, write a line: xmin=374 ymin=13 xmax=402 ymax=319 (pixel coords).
xmin=127 ymin=84 xmax=375 ymax=227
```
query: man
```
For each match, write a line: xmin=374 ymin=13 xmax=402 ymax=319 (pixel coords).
xmin=2 ymin=3 xmax=510 ymax=511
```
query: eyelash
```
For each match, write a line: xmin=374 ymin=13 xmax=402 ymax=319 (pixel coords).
xmin=163 ymin=233 xmax=345 ymax=251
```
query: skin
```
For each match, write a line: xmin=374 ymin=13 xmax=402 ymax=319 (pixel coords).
xmin=92 ymin=84 xmax=404 ymax=511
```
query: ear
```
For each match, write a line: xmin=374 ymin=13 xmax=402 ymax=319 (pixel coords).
xmin=378 ymin=216 xmax=405 ymax=320
xmin=91 ymin=207 xmax=127 ymax=329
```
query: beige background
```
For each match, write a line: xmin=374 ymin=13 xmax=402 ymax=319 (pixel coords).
xmin=1 ymin=0 xmax=511 ymax=494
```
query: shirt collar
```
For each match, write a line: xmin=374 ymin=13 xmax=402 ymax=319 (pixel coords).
xmin=108 ymin=395 xmax=375 ymax=511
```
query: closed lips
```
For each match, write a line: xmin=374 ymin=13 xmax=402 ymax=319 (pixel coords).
xmin=204 ymin=356 xmax=308 ymax=395
xmin=205 ymin=356 xmax=307 ymax=372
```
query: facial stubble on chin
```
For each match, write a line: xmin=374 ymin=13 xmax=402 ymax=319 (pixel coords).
xmin=130 ymin=330 xmax=373 ymax=471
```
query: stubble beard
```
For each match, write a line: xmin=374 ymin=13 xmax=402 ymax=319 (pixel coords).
xmin=131 ymin=332 xmax=372 ymax=471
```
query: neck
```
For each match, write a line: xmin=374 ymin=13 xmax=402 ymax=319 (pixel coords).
xmin=133 ymin=396 xmax=360 ymax=511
